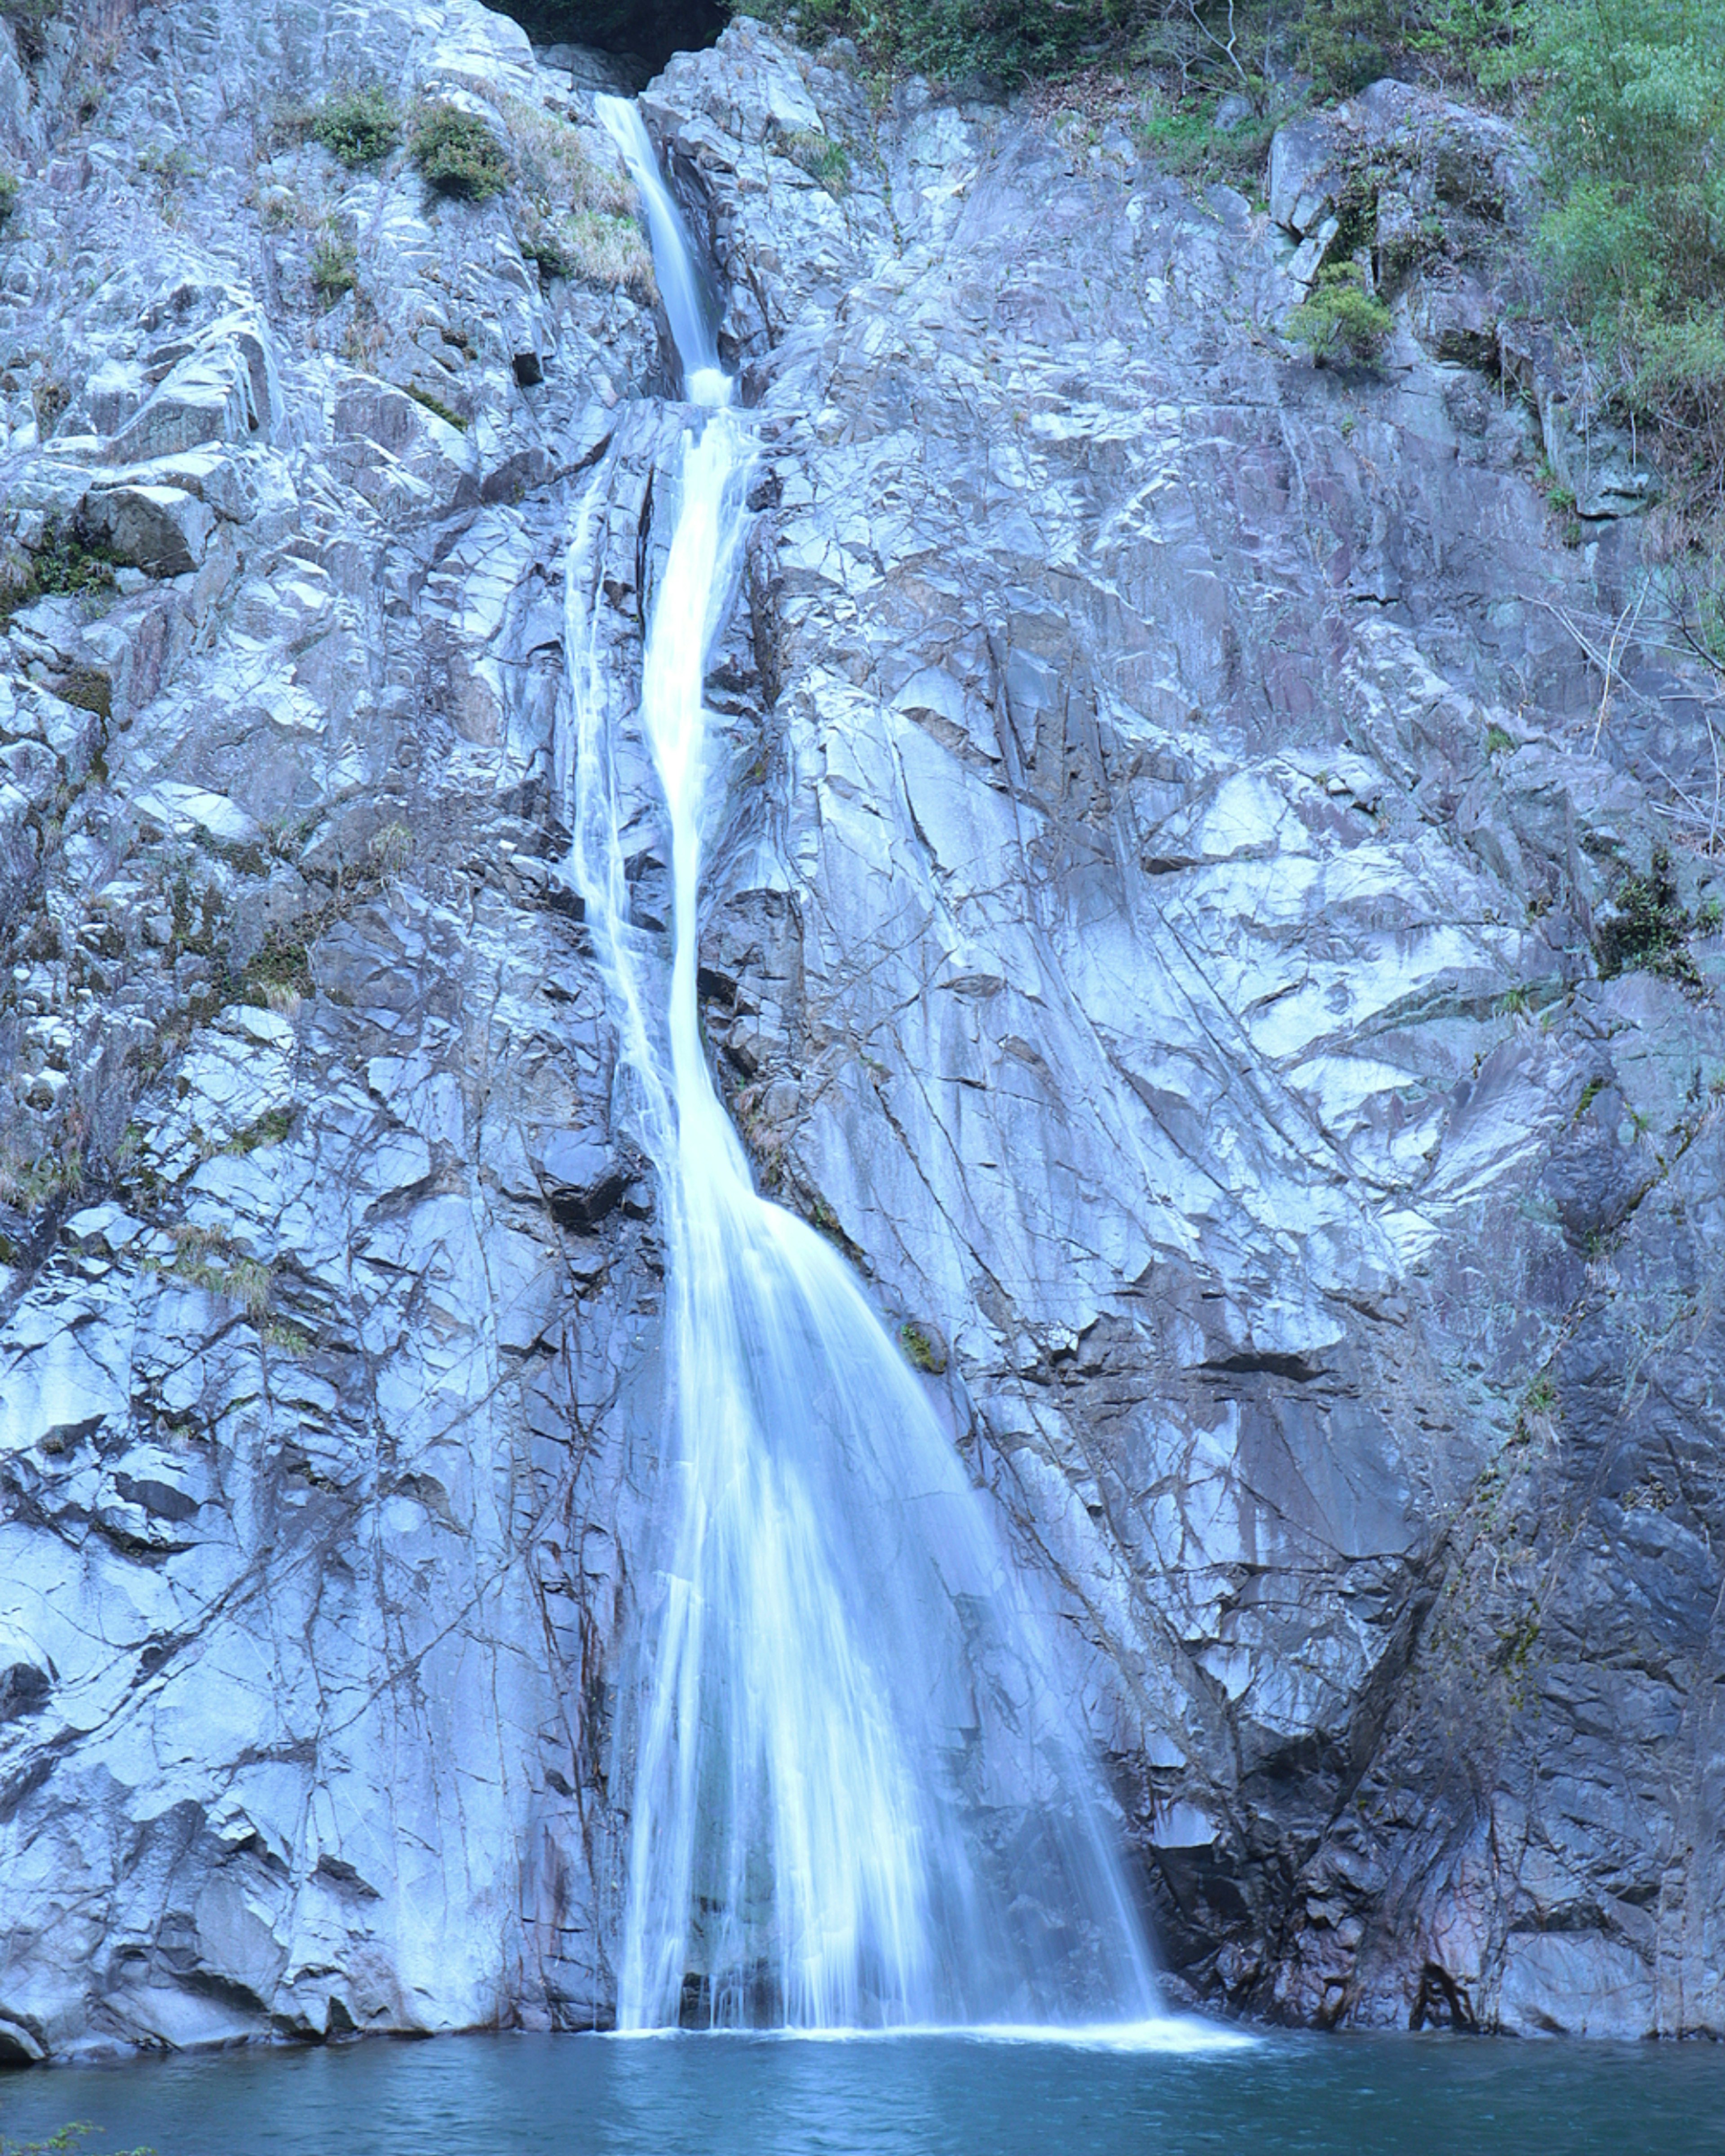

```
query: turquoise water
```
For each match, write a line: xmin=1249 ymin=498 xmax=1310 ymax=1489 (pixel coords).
xmin=4 ymin=2027 xmax=1725 ymax=2155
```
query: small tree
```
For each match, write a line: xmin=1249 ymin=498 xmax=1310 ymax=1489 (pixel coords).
xmin=1284 ymin=263 xmax=1396 ymax=367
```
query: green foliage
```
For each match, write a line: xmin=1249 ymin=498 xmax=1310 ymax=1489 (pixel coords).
xmin=0 ymin=2124 xmax=153 ymax=2156
xmin=404 ymin=381 xmax=469 ymax=430
xmin=735 ymin=0 xmax=1522 ymax=93
xmin=153 ymin=1226 xmax=274 ymax=1317
xmin=310 ymin=227 xmax=357 ymax=302
xmin=1291 ymin=0 xmax=1521 ymax=95
xmin=237 ymin=923 xmax=314 ymax=1003
xmin=411 ymin=102 xmax=510 ymax=203
xmin=734 ymin=0 xmax=1155 ymax=86
xmin=898 ymin=1320 xmax=948 ymax=1374
xmin=1283 ymin=262 xmax=1396 ymax=366
xmin=310 ymin=85 xmax=402 ymax=168
xmin=1131 ymin=89 xmax=1281 ymax=189
xmin=1597 ymin=844 xmax=1701 ymax=987
xmin=0 ymin=167 xmax=18 ymax=226
xmin=1526 ymin=0 xmax=1725 ymax=483
xmin=2 ymin=520 xmax=121 ymax=620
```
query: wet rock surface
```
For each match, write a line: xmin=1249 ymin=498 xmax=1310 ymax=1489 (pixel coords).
xmin=1 ymin=0 xmax=1724 ymax=2063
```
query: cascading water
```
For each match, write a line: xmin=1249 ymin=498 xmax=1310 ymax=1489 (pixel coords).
xmin=564 ymin=102 xmax=1164 ymax=2034
xmin=596 ymin=96 xmax=731 ymax=410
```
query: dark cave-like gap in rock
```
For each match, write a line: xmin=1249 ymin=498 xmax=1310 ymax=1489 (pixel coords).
xmin=487 ymin=0 xmax=728 ymax=71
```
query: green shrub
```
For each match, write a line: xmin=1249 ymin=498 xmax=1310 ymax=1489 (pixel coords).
xmin=1284 ymin=263 xmax=1396 ymax=366
xmin=1597 ymin=844 xmax=1701 ymax=987
xmin=411 ymin=102 xmax=509 ymax=203
xmin=31 ymin=521 xmax=118 ymax=598
xmin=310 ymin=85 xmax=402 ymax=169
xmin=0 ymin=168 xmax=17 ymax=226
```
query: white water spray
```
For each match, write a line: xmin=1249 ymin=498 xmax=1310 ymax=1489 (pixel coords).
xmin=566 ymin=104 xmax=1164 ymax=2033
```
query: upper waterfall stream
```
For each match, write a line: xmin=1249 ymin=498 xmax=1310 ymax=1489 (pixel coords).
xmin=564 ymin=101 xmax=1163 ymax=2033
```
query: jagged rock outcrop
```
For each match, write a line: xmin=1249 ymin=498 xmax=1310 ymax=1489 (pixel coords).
xmin=2 ymin=0 xmax=1725 ymax=2064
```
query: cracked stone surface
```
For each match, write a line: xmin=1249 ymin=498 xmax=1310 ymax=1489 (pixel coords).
xmin=3 ymin=0 xmax=1725 ymax=2067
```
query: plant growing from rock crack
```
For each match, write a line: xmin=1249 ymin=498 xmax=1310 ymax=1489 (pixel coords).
xmin=898 ymin=1319 xmax=947 ymax=1374
xmin=411 ymin=102 xmax=510 ymax=203
xmin=1597 ymin=844 xmax=1702 ymax=989
xmin=310 ymin=84 xmax=401 ymax=169
xmin=310 ymin=226 xmax=357 ymax=304
xmin=1284 ymin=263 xmax=1396 ymax=367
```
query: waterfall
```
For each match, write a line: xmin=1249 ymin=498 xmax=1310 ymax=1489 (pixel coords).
xmin=563 ymin=102 xmax=1162 ymax=2033
xmin=596 ymin=95 xmax=731 ymax=409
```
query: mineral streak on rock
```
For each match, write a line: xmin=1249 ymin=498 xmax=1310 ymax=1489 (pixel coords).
xmin=0 ymin=0 xmax=1723 ymax=2064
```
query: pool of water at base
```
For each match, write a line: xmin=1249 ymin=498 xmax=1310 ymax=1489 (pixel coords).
xmin=4 ymin=2023 xmax=1724 ymax=2156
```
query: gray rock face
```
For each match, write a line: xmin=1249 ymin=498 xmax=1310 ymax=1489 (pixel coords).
xmin=650 ymin=24 xmax=1725 ymax=2040
xmin=1 ymin=0 xmax=1724 ymax=2066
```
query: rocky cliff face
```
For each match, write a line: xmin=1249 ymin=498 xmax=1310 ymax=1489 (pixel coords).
xmin=2 ymin=0 xmax=1725 ymax=2065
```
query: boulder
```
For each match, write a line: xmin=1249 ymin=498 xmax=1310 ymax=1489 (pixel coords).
xmin=84 ymin=481 xmax=213 ymax=576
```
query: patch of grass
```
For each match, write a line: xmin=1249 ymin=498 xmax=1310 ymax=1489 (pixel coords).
xmin=158 ymin=1225 xmax=273 ymax=1317
xmin=898 ymin=1319 xmax=948 ymax=1374
xmin=310 ymin=226 xmax=357 ymax=303
xmin=369 ymin=818 xmax=413 ymax=877
xmin=218 ymin=1106 xmax=293 ymax=1156
xmin=0 ymin=167 xmax=18 ymax=227
xmin=518 ymin=222 xmax=576 ymax=283
xmin=1597 ymin=844 xmax=1701 ymax=989
xmin=0 ymin=1138 xmax=83 ymax=1212
xmin=505 ymin=97 xmax=637 ymax=220
xmin=1496 ymin=983 xmax=1530 ymax=1016
xmin=1131 ymin=89 xmax=1279 ymax=189
xmin=310 ymin=85 xmax=401 ymax=169
xmin=411 ymin=102 xmax=509 ymax=203
xmin=236 ymin=923 xmax=314 ymax=1004
xmin=1524 ymin=1374 xmax=1557 ymax=1414
xmin=782 ymin=127 xmax=850 ymax=194
xmin=54 ymin=664 xmax=111 ymax=718
xmin=1284 ymin=263 xmax=1396 ymax=368
xmin=1574 ymin=1075 xmax=1607 ymax=1119
xmin=1485 ymin=723 xmax=1515 ymax=755
xmin=261 ymin=1317 xmax=315 ymax=1354
xmin=403 ymin=381 xmax=469 ymax=431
